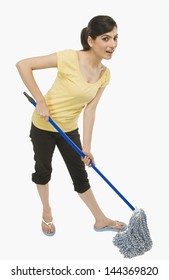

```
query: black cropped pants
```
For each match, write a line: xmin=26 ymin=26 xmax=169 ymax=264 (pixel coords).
xmin=29 ymin=123 xmax=90 ymax=193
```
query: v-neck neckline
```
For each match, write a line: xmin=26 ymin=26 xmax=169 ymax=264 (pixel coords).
xmin=75 ymin=50 xmax=108 ymax=85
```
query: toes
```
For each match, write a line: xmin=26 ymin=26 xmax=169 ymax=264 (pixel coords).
xmin=42 ymin=223 xmax=54 ymax=233
xmin=115 ymin=221 xmax=126 ymax=230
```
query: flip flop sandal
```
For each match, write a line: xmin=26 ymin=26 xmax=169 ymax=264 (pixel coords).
xmin=42 ymin=218 xmax=56 ymax=236
xmin=94 ymin=221 xmax=127 ymax=232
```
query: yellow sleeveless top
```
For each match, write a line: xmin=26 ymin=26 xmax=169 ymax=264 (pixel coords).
xmin=32 ymin=49 xmax=110 ymax=132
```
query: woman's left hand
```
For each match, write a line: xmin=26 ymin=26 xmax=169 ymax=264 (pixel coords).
xmin=81 ymin=150 xmax=95 ymax=167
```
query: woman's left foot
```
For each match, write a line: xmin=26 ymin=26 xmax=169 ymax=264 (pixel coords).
xmin=94 ymin=218 xmax=127 ymax=232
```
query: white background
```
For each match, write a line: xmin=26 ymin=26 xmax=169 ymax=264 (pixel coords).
xmin=0 ymin=0 xmax=169 ymax=269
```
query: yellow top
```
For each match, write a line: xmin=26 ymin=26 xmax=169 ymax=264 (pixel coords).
xmin=32 ymin=49 xmax=110 ymax=132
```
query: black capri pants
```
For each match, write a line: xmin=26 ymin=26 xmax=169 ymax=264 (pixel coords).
xmin=29 ymin=123 xmax=90 ymax=193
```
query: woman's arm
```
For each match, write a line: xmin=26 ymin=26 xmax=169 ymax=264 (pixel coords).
xmin=16 ymin=53 xmax=58 ymax=120
xmin=82 ymin=86 xmax=106 ymax=166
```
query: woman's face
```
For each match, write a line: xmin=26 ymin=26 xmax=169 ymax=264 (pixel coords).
xmin=89 ymin=27 xmax=118 ymax=60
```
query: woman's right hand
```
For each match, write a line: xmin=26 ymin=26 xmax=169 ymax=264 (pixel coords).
xmin=36 ymin=99 xmax=50 ymax=121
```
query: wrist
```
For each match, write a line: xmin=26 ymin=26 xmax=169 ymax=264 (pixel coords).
xmin=82 ymin=146 xmax=91 ymax=153
xmin=34 ymin=92 xmax=45 ymax=103
xmin=36 ymin=97 xmax=46 ymax=103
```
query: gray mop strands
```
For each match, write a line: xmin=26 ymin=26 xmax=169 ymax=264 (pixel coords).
xmin=113 ymin=208 xmax=153 ymax=258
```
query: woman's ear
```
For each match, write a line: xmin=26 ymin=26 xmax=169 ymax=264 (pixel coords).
xmin=87 ymin=36 xmax=94 ymax=48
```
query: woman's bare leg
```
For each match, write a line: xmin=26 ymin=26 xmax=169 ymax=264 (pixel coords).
xmin=36 ymin=185 xmax=125 ymax=233
xmin=78 ymin=188 xmax=125 ymax=229
xmin=36 ymin=183 xmax=55 ymax=234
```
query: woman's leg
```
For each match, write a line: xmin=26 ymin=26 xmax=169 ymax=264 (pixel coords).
xmin=36 ymin=184 xmax=50 ymax=210
xmin=30 ymin=124 xmax=57 ymax=234
xmin=57 ymin=129 xmax=125 ymax=230
xmin=78 ymin=188 xmax=125 ymax=230
xmin=37 ymin=183 xmax=55 ymax=234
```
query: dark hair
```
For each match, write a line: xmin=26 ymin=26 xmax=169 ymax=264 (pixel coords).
xmin=81 ymin=15 xmax=117 ymax=51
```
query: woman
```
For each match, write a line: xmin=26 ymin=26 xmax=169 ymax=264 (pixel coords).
xmin=16 ymin=15 xmax=127 ymax=236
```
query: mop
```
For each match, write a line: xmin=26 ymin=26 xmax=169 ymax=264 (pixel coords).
xmin=23 ymin=92 xmax=153 ymax=258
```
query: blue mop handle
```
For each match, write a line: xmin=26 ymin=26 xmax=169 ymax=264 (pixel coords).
xmin=23 ymin=92 xmax=135 ymax=211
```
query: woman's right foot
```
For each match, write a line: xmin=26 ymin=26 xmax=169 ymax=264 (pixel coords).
xmin=42 ymin=209 xmax=55 ymax=235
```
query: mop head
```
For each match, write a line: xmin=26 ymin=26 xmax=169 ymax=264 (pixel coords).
xmin=113 ymin=208 xmax=153 ymax=258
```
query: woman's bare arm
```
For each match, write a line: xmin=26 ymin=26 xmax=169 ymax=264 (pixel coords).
xmin=16 ymin=53 xmax=58 ymax=120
